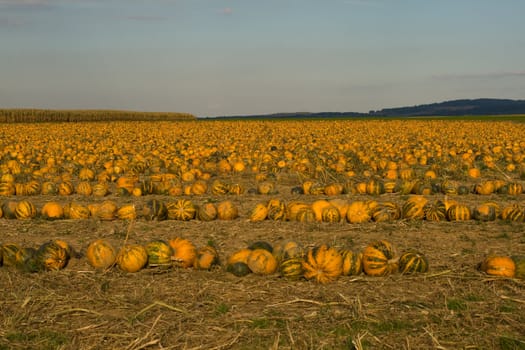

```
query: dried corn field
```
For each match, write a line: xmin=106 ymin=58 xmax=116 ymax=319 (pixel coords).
xmin=1 ymin=118 xmax=525 ymax=350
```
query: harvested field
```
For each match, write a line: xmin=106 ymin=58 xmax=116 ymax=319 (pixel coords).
xmin=1 ymin=119 xmax=525 ymax=349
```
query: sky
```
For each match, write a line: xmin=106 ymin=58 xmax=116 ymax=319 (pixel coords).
xmin=1 ymin=0 xmax=524 ymax=117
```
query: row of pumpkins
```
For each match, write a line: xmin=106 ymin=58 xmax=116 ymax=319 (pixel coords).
xmin=2 ymin=196 xmax=523 ymax=223
xmin=1 ymin=174 xmax=524 ymax=199
xmin=1 ymin=238 xmax=523 ymax=283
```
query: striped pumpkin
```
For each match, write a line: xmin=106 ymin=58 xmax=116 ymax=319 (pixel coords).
xmin=14 ymin=200 xmax=37 ymax=219
xmin=311 ymin=199 xmax=332 ymax=222
xmin=279 ymin=257 xmax=305 ymax=280
xmin=15 ymin=247 xmax=38 ymax=272
xmin=117 ymin=204 xmax=137 ymax=220
xmin=249 ymin=203 xmax=268 ymax=222
xmin=366 ymin=179 xmax=385 ymax=195
xmin=441 ymin=180 xmax=458 ymax=195
xmin=500 ymin=204 xmax=525 ymax=222
xmin=423 ymin=200 xmax=447 ymax=221
xmin=324 ymin=183 xmax=344 ymax=196
xmin=167 ymin=199 xmax=196 ymax=221
xmin=267 ymin=199 xmax=286 ymax=221
xmin=75 ymin=181 xmax=93 ymax=196
xmin=372 ymin=202 xmax=401 ymax=222
xmin=64 ymin=202 xmax=91 ymax=219
xmin=362 ymin=240 xmax=398 ymax=277
xmin=446 ymin=204 xmax=471 ymax=221
xmin=341 ymin=250 xmax=363 ymax=276
xmin=228 ymin=183 xmax=245 ymax=195
xmin=302 ymin=245 xmax=343 ymax=284
xmin=321 ymin=205 xmax=341 ymax=223
xmin=58 ymin=181 xmax=74 ymax=196
xmin=0 ymin=182 xmax=16 ymax=196
xmin=145 ymin=240 xmax=173 ymax=268
xmin=398 ymin=251 xmax=429 ymax=274
xmin=1 ymin=243 xmax=21 ymax=267
xmin=211 ymin=179 xmax=230 ymax=195
xmin=286 ymin=201 xmax=310 ymax=221
xmin=506 ymin=182 xmax=523 ymax=195
xmin=273 ymin=240 xmax=303 ymax=262
xmin=474 ymin=181 xmax=495 ymax=195
xmin=92 ymin=182 xmax=109 ymax=197
xmin=35 ymin=241 xmax=69 ymax=271
xmin=402 ymin=196 xmax=428 ymax=220
xmin=296 ymin=207 xmax=316 ymax=223
xmin=24 ymin=180 xmax=41 ymax=196
xmin=142 ymin=199 xmax=168 ymax=221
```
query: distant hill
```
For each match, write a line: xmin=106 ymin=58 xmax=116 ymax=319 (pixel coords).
xmin=210 ymin=98 xmax=525 ymax=119
xmin=370 ymin=98 xmax=525 ymax=116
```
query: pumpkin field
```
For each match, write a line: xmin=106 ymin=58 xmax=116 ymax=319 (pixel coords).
xmin=1 ymin=117 xmax=525 ymax=349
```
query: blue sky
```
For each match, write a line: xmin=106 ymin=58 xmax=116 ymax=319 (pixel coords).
xmin=1 ymin=0 xmax=524 ymax=117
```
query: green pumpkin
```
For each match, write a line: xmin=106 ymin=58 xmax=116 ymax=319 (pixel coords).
xmin=142 ymin=199 xmax=167 ymax=221
xmin=279 ymin=257 xmax=305 ymax=280
xmin=248 ymin=241 xmax=273 ymax=253
xmin=145 ymin=240 xmax=173 ymax=268
xmin=35 ymin=241 xmax=69 ymax=271
xmin=1 ymin=243 xmax=21 ymax=267
xmin=423 ymin=200 xmax=447 ymax=221
xmin=226 ymin=262 xmax=251 ymax=277
xmin=341 ymin=250 xmax=363 ymax=276
xmin=16 ymin=247 xmax=39 ymax=273
xmin=398 ymin=251 xmax=429 ymax=274
xmin=511 ymin=255 xmax=525 ymax=280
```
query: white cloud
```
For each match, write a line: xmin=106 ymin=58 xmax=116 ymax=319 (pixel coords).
xmin=219 ymin=7 xmax=233 ymax=15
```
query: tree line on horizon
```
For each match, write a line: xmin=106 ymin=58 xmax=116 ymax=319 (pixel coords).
xmin=0 ymin=109 xmax=196 ymax=123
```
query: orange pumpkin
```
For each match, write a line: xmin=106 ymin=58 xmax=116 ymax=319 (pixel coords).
xmin=116 ymin=244 xmax=148 ymax=273
xmin=247 ymin=249 xmax=278 ymax=275
xmin=480 ymin=255 xmax=515 ymax=278
xmin=169 ymin=238 xmax=197 ymax=268
xmin=249 ymin=202 xmax=268 ymax=222
xmin=86 ymin=239 xmax=117 ymax=270
xmin=227 ymin=248 xmax=252 ymax=265
xmin=302 ymin=245 xmax=343 ymax=284
xmin=194 ymin=245 xmax=220 ymax=270
xmin=41 ymin=201 xmax=64 ymax=220
xmin=346 ymin=201 xmax=371 ymax=224
xmin=216 ymin=200 xmax=238 ymax=220
xmin=197 ymin=202 xmax=218 ymax=221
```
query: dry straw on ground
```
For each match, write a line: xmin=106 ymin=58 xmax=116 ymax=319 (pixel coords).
xmin=1 ymin=191 xmax=524 ymax=349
